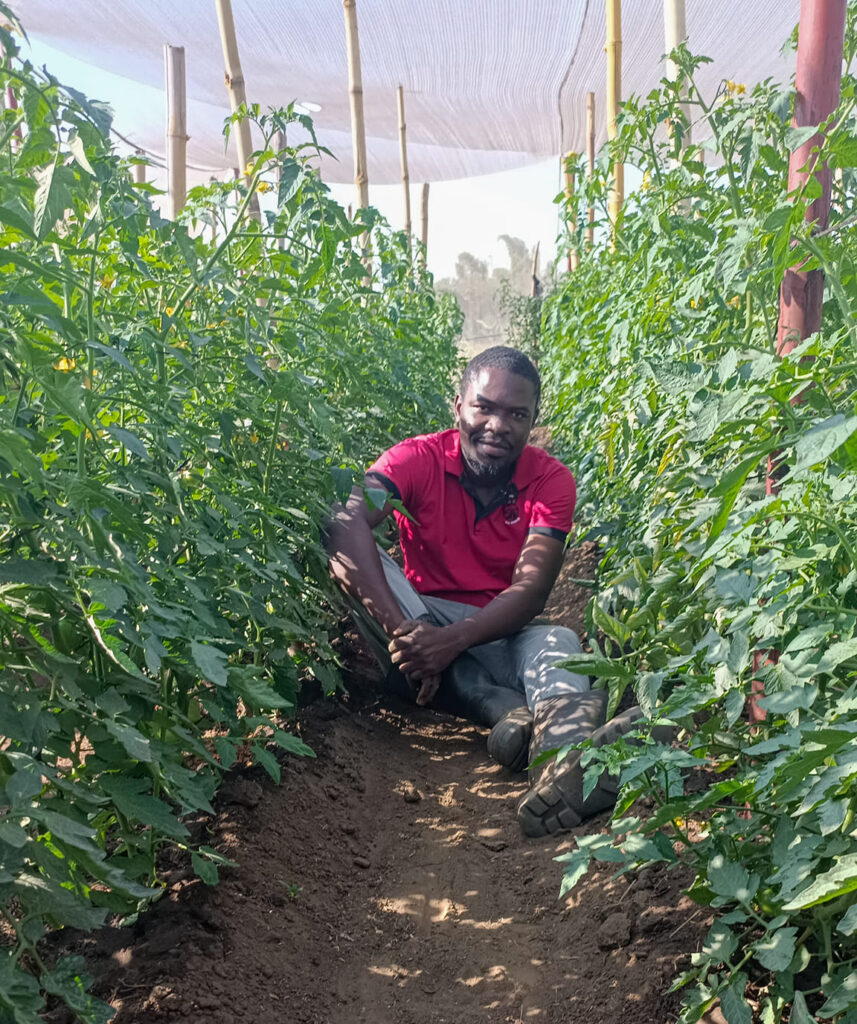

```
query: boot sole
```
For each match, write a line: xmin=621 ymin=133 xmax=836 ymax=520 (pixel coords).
xmin=517 ymin=707 xmax=672 ymax=837
xmin=486 ymin=707 xmax=533 ymax=773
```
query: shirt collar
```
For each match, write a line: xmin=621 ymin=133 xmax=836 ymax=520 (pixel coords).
xmin=441 ymin=428 xmax=539 ymax=489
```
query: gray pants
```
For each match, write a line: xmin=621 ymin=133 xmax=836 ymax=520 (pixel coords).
xmin=352 ymin=549 xmax=590 ymax=712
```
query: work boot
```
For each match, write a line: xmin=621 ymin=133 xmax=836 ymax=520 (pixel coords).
xmin=517 ymin=697 xmax=675 ymax=837
xmin=433 ymin=654 xmax=533 ymax=771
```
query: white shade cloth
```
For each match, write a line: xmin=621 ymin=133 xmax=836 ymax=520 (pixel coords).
xmin=18 ymin=1 xmax=801 ymax=183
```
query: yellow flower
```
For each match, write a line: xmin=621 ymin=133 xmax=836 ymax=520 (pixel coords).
xmin=164 ymin=306 xmax=175 ymax=316
xmin=244 ymin=160 xmax=254 ymax=176
xmin=641 ymin=170 xmax=651 ymax=192
xmin=725 ymin=80 xmax=746 ymax=97
xmin=256 ymin=181 xmax=271 ymax=194
xmin=54 ymin=356 xmax=75 ymax=371
xmin=728 ymin=295 xmax=741 ymax=308
xmin=689 ymin=298 xmax=697 ymax=309
xmin=250 ymin=432 xmax=259 ymax=443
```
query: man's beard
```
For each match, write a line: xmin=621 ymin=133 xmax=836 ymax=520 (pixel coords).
xmin=462 ymin=445 xmax=513 ymax=484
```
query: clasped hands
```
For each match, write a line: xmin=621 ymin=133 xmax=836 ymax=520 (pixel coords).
xmin=387 ymin=618 xmax=464 ymax=707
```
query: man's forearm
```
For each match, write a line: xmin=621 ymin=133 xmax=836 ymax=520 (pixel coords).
xmin=325 ymin=513 xmax=405 ymax=636
xmin=444 ymin=583 xmax=547 ymax=652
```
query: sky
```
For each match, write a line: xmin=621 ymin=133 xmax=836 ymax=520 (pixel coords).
xmin=22 ymin=35 xmax=569 ymax=281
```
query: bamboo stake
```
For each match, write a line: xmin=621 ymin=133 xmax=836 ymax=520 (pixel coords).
xmin=214 ymin=0 xmax=261 ymax=222
xmin=564 ymin=152 xmax=579 ymax=271
xmin=164 ymin=44 xmax=187 ymax=220
xmin=344 ymin=0 xmax=369 ymax=211
xmin=420 ymin=182 xmax=430 ymax=266
xmin=586 ymin=92 xmax=595 ymax=246
xmin=397 ymin=85 xmax=412 ymax=245
xmin=606 ymin=0 xmax=623 ymax=238
xmin=530 ymin=241 xmax=541 ymax=298
xmin=663 ymin=0 xmax=691 ymax=152
xmin=133 ymin=150 xmax=146 ymax=185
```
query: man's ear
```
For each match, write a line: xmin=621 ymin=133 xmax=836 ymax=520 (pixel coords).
xmin=453 ymin=393 xmax=462 ymax=423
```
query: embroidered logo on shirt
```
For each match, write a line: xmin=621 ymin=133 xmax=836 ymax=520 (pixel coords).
xmin=502 ymin=483 xmax=520 ymax=525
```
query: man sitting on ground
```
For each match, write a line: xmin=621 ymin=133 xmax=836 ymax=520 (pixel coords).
xmin=326 ymin=345 xmax=646 ymax=836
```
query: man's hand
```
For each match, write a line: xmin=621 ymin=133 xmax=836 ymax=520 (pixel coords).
xmin=388 ymin=619 xmax=465 ymax=680
xmin=412 ymin=672 xmax=441 ymax=707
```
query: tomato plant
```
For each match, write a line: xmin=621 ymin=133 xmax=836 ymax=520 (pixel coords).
xmin=544 ymin=12 xmax=857 ymax=1023
xmin=0 ymin=9 xmax=461 ymax=1020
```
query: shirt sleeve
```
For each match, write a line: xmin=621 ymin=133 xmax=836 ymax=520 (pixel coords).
xmin=365 ymin=437 xmax=428 ymax=511
xmin=527 ymin=461 xmax=576 ymax=543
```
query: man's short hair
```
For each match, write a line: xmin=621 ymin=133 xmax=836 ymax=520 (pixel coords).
xmin=460 ymin=346 xmax=541 ymax=411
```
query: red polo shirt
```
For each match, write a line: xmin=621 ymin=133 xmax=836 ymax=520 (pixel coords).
xmin=366 ymin=428 xmax=575 ymax=608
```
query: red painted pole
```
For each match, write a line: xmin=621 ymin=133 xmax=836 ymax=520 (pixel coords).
xmin=750 ymin=0 xmax=846 ymax=726
xmin=777 ymin=0 xmax=846 ymax=358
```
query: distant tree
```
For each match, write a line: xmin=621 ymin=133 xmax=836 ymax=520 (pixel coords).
xmin=437 ymin=236 xmax=541 ymax=357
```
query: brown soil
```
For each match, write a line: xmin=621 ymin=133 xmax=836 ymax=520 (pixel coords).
xmin=48 ymin=540 xmax=710 ymax=1024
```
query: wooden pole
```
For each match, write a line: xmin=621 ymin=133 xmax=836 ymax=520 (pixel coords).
xmin=164 ymin=45 xmax=187 ymax=220
xmin=132 ymin=150 xmax=146 ymax=185
xmin=420 ymin=182 xmax=430 ymax=265
xmin=344 ymin=0 xmax=370 ymax=212
xmin=606 ymin=0 xmax=623 ymax=237
xmin=564 ymin=152 xmax=579 ymax=271
xmin=586 ymin=92 xmax=595 ymax=246
xmin=663 ymin=0 xmax=691 ymax=154
xmin=397 ymin=85 xmax=412 ymax=244
xmin=214 ymin=0 xmax=261 ymax=222
xmin=530 ymin=241 xmax=541 ymax=299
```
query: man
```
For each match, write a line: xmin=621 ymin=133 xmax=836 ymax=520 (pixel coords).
xmin=326 ymin=346 xmax=644 ymax=836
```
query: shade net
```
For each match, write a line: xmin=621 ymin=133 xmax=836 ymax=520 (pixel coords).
xmin=17 ymin=0 xmax=800 ymax=183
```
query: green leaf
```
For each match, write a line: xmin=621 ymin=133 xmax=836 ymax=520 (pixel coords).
xmin=6 ymin=769 xmax=44 ymax=807
xmin=702 ymin=921 xmax=738 ymax=963
xmin=41 ymin=956 xmax=114 ymax=1024
xmin=793 ymin=414 xmax=857 ymax=473
xmin=818 ymin=970 xmax=857 ymax=1018
xmin=720 ymin=973 xmax=752 ymax=1024
xmin=837 ymin=902 xmax=857 ymax=937
xmin=99 ymin=776 xmax=189 ymax=839
xmin=191 ymin=851 xmax=220 ymax=886
xmin=789 ymin=991 xmax=817 ymax=1024
xmin=708 ymin=852 xmax=758 ymax=902
xmin=708 ymin=454 xmax=761 ymax=542
xmin=251 ymin=743 xmax=281 ymax=783
xmin=33 ymin=160 xmax=67 ymax=239
xmin=191 ymin=640 xmax=229 ymax=687
xmin=105 ymin=720 xmax=152 ymax=762
xmin=816 ymin=638 xmax=857 ymax=675
xmin=785 ymin=125 xmax=819 ymax=151
xmin=273 ymin=728 xmax=315 ymax=758
xmin=753 ymin=926 xmax=797 ymax=972
xmin=783 ymin=854 xmax=857 ymax=911
xmin=106 ymin=425 xmax=150 ymax=461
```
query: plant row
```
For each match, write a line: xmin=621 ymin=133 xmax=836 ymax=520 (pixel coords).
xmin=542 ymin=14 xmax=857 ymax=1024
xmin=0 ymin=10 xmax=461 ymax=1021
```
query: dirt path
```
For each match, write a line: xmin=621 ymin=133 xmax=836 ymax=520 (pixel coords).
xmin=56 ymin=544 xmax=709 ymax=1024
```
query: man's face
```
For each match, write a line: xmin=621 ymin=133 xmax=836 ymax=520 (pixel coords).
xmin=454 ymin=366 xmax=537 ymax=484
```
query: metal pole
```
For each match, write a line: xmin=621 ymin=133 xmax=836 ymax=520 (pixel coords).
xmin=133 ymin=150 xmax=146 ymax=185
xmin=777 ymin=0 xmax=846 ymax=357
xmin=751 ymin=0 xmax=846 ymax=725
xmin=606 ymin=0 xmax=623 ymax=238
xmin=164 ymin=45 xmax=187 ymax=220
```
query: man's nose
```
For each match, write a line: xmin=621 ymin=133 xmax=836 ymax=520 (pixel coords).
xmin=486 ymin=411 xmax=510 ymax=434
